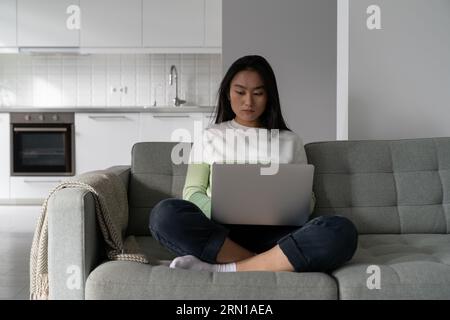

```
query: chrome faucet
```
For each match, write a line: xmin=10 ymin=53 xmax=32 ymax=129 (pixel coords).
xmin=169 ymin=65 xmax=186 ymax=107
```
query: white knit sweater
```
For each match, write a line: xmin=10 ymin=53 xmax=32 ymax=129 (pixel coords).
xmin=189 ymin=119 xmax=308 ymax=165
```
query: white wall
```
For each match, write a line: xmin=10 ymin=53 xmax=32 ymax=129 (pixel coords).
xmin=349 ymin=0 xmax=450 ymax=140
xmin=223 ymin=0 xmax=338 ymax=144
xmin=337 ymin=0 xmax=349 ymax=140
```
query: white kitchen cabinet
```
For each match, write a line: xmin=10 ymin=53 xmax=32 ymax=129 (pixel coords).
xmin=143 ymin=0 xmax=204 ymax=47
xmin=17 ymin=0 xmax=80 ymax=47
xmin=11 ymin=0 xmax=221 ymax=52
xmin=139 ymin=113 xmax=204 ymax=143
xmin=0 ymin=114 xmax=10 ymax=199
xmin=10 ymin=177 xmax=65 ymax=199
xmin=80 ymin=0 xmax=142 ymax=47
xmin=0 ymin=0 xmax=17 ymax=47
xmin=202 ymin=113 xmax=216 ymax=129
xmin=75 ymin=113 xmax=140 ymax=174
xmin=205 ymin=0 xmax=222 ymax=47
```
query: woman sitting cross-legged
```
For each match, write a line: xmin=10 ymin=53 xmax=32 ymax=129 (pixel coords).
xmin=149 ymin=55 xmax=358 ymax=273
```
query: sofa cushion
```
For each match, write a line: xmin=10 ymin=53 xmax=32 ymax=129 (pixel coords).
xmin=85 ymin=260 xmax=338 ymax=300
xmin=86 ymin=237 xmax=337 ymax=299
xmin=135 ymin=236 xmax=177 ymax=263
xmin=305 ymin=138 xmax=450 ymax=234
xmin=332 ymin=234 xmax=450 ymax=299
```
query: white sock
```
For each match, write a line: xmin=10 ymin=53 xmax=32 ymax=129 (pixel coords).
xmin=169 ymin=255 xmax=236 ymax=272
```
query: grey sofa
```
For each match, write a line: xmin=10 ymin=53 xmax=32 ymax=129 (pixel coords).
xmin=46 ymin=138 xmax=450 ymax=300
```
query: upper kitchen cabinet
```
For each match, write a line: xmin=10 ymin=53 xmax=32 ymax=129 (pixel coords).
xmin=143 ymin=0 xmax=205 ymax=48
xmin=17 ymin=0 xmax=80 ymax=47
xmin=6 ymin=0 xmax=221 ymax=52
xmin=205 ymin=0 xmax=222 ymax=48
xmin=80 ymin=0 xmax=142 ymax=48
xmin=0 ymin=0 xmax=17 ymax=47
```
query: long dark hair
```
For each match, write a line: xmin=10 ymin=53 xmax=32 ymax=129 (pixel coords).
xmin=212 ymin=55 xmax=291 ymax=131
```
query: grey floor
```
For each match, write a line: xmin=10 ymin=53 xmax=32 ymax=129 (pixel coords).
xmin=0 ymin=205 xmax=40 ymax=300
xmin=0 ymin=232 xmax=33 ymax=300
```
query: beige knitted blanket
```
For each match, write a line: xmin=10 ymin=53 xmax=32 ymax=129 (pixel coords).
xmin=30 ymin=170 xmax=149 ymax=300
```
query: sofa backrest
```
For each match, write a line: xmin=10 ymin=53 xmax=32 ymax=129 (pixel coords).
xmin=305 ymin=137 xmax=450 ymax=234
xmin=127 ymin=142 xmax=189 ymax=236
xmin=128 ymin=138 xmax=450 ymax=236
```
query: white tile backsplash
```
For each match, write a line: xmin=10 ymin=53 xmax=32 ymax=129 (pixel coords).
xmin=0 ymin=54 xmax=222 ymax=108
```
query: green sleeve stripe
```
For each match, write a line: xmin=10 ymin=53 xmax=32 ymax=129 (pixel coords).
xmin=182 ymin=163 xmax=212 ymax=218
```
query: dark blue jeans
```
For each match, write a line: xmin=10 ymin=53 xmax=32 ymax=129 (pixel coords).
xmin=149 ymin=198 xmax=358 ymax=272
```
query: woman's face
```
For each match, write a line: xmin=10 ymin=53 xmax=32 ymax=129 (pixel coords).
xmin=229 ymin=70 xmax=267 ymax=128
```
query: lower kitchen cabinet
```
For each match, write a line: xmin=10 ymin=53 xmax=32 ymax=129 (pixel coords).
xmin=139 ymin=113 xmax=204 ymax=142
xmin=75 ymin=113 xmax=140 ymax=174
xmin=9 ymin=176 xmax=65 ymax=199
xmin=203 ymin=113 xmax=215 ymax=129
xmin=3 ymin=111 xmax=214 ymax=199
xmin=76 ymin=112 xmax=210 ymax=174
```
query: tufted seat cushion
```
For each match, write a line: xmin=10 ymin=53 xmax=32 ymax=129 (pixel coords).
xmin=85 ymin=237 xmax=338 ymax=300
xmin=333 ymin=234 xmax=450 ymax=299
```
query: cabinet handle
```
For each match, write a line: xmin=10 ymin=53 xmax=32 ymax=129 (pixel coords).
xmin=153 ymin=115 xmax=191 ymax=118
xmin=88 ymin=115 xmax=129 ymax=120
xmin=14 ymin=128 xmax=67 ymax=132
xmin=23 ymin=180 xmax=63 ymax=183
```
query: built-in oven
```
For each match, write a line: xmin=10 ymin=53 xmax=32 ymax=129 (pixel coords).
xmin=10 ymin=112 xmax=75 ymax=176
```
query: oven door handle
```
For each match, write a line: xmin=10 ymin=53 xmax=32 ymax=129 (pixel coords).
xmin=13 ymin=128 xmax=68 ymax=132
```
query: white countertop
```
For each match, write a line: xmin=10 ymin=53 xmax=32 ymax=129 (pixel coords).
xmin=0 ymin=106 xmax=215 ymax=113
xmin=0 ymin=198 xmax=44 ymax=206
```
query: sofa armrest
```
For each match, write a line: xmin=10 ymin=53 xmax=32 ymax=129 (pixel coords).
xmin=48 ymin=188 xmax=103 ymax=300
xmin=47 ymin=166 xmax=130 ymax=300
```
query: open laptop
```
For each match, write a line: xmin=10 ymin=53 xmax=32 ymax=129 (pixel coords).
xmin=211 ymin=163 xmax=314 ymax=226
